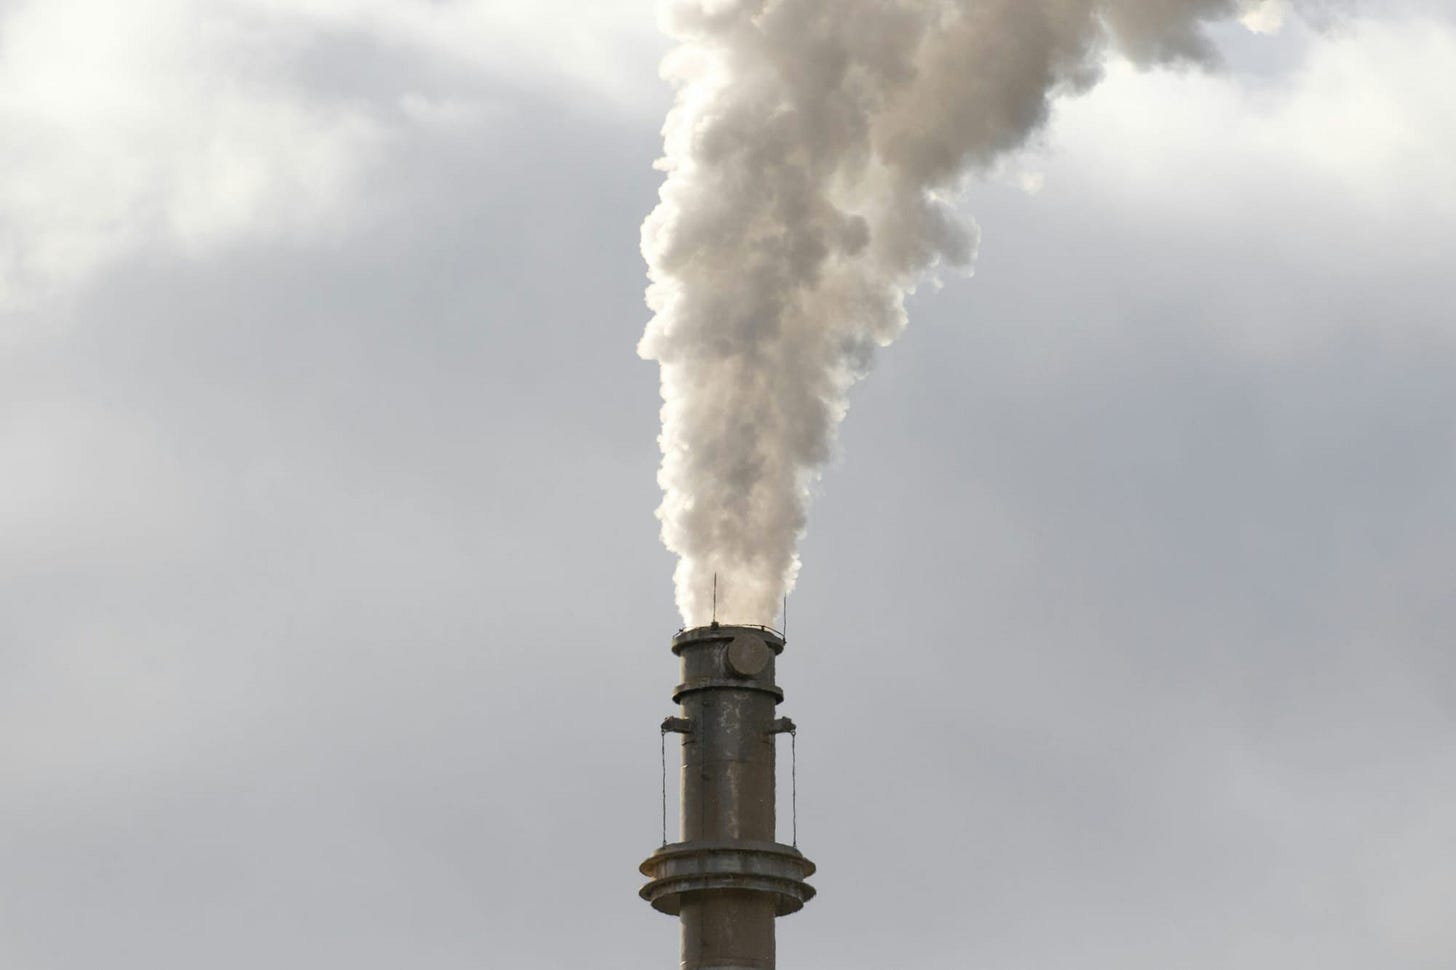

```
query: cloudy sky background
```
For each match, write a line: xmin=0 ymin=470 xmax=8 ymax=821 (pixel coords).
xmin=3 ymin=1 xmax=1455 ymax=967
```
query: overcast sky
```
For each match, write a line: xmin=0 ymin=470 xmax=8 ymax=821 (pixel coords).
xmin=3 ymin=2 xmax=1456 ymax=968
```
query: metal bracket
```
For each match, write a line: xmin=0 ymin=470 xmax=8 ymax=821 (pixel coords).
xmin=767 ymin=717 xmax=796 ymax=735
xmin=661 ymin=716 xmax=693 ymax=735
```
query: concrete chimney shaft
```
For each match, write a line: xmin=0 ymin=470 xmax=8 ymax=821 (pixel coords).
xmin=640 ymin=624 xmax=816 ymax=970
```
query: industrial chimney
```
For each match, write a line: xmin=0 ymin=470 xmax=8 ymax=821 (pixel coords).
xmin=640 ymin=623 xmax=816 ymax=969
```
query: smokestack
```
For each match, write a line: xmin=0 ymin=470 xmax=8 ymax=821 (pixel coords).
xmin=636 ymin=2 xmax=1282 ymax=964
xmin=640 ymin=623 xmax=815 ymax=969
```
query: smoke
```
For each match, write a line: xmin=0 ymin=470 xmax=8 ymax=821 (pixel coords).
xmin=640 ymin=0 xmax=1280 ymax=627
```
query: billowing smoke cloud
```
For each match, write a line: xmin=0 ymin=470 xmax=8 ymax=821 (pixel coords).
xmin=640 ymin=0 xmax=1280 ymax=626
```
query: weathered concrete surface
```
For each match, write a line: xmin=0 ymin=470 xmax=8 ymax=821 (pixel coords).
xmin=640 ymin=624 xmax=815 ymax=970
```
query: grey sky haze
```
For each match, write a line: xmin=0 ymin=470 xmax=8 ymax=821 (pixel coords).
xmin=2 ymin=2 xmax=1455 ymax=968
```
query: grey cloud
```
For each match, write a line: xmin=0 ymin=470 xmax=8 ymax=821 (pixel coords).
xmin=1 ymin=6 xmax=1454 ymax=970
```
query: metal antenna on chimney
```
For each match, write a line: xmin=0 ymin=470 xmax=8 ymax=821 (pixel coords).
xmin=712 ymin=573 xmax=718 ymax=625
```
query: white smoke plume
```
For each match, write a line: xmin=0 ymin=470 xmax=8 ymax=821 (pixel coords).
xmin=640 ymin=0 xmax=1283 ymax=627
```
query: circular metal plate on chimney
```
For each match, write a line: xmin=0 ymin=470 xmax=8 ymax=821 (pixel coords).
xmin=726 ymin=634 xmax=770 ymax=677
